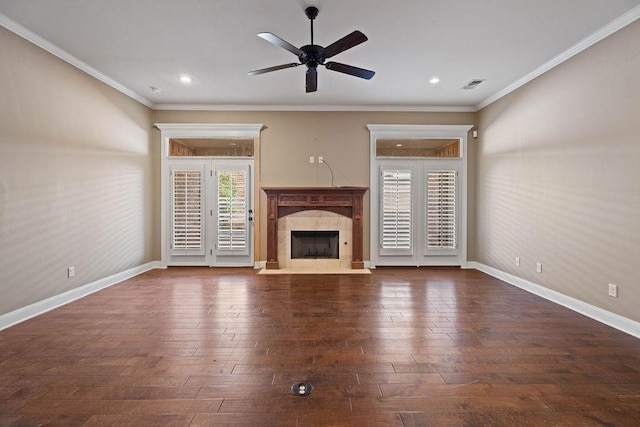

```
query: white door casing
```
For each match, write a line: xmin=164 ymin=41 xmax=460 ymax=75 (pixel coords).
xmin=368 ymin=124 xmax=473 ymax=267
xmin=156 ymin=123 xmax=262 ymax=267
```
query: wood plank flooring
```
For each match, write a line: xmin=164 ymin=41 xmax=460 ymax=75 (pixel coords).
xmin=1 ymin=267 xmax=640 ymax=426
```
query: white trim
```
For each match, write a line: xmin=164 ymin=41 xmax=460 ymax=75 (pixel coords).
xmin=477 ymin=4 xmax=640 ymax=110
xmin=367 ymin=124 xmax=474 ymax=139
xmin=0 ymin=13 xmax=153 ymax=108
xmin=468 ymin=261 xmax=640 ymax=339
xmin=0 ymin=262 xmax=162 ymax=332
xmin=155 ymin=123 xmax=263 ymax=138
xmin=154 ymin=104 xmax=477 ymax=113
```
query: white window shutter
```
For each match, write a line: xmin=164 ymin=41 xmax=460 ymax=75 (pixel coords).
xmin=171 ymin=168 xmax=205 ymax=255
xmin=217 ymin=169 xmax=248 ymax=253
xmin=426 ymin=170 xmax=457 ymax=253
xmin=380 ymin=168 xmax=413 ymax=254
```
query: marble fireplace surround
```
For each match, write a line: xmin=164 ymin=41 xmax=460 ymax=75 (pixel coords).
xmin=263 ymin=187 xmax=368 ymax=270
xmin=279 ymin=211 xmax=351 ymax=270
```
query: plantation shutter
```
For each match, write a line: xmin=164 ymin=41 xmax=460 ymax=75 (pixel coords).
xmin=426 ymin=170 xmax=457 ymax=254
xmin=380 ymin=168 xmax=413 ymax=255
xmin=171 ymin=167 xmax=205 ymax=256
xmin=216 ymin=169 xmax=249 ymax=254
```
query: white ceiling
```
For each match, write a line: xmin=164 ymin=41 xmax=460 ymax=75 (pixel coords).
xmin=1 ymin=0 xmax=639 ymax=110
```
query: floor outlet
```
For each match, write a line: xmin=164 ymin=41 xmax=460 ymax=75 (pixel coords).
xmin=536 ymin=263 xmax=542 ymax=273
xmin=291 ymin=381 xmax=313 ymax=396
xmin=608 ymin=283 xmax=618 ymax=298
xmin=68 ymin=266 xmax=75 ymax=278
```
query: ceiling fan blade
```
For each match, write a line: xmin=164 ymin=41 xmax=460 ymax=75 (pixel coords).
xmin=323 ymin=30 xmax=368 ymax=59
xmin=306 ymin=68 xmax=318 ymax=93
xmin=258 ymin=32 xmax=306 ymax=58
xmin=325 ymin=62 xmax=375 ymax=80
xmin=248 ymin=63 xmax=299 ymax=76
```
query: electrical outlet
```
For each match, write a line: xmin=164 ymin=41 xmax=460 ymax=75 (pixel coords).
xmin=309 ymin=156 xmax=315 ymax=163
xmin=515 ymin=257 xmax=520 ymax=267
xmin=68 ymin=266 xmax=75 ymax=278
xmin=608 ymin=283 xmax=618 ymax=298
xmin=536 ymin=262 xmax=542 ymax=273
xmin=318 ymin=156 xmax=324 ymax=163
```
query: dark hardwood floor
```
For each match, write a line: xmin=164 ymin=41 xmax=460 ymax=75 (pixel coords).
xmin=1 ymin=267 xmax=640 ymax=426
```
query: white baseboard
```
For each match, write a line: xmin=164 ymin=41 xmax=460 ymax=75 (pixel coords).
xmin=467 ymin=261 xmax=640 ymax=339
xmin=0 ymin=261 xmax=162 ymax=331
xmin=8 ymin=260 xmax=635 ymax=339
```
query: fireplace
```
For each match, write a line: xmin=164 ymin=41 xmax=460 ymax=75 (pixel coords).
xmin=291 ymin=230 xmax=339 ymax=259
xmin=262 ymin=187 xmax=368 ymax=269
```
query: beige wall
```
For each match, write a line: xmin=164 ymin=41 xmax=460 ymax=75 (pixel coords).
xmin=0 ymin=27 xmax=156 ymax=315
xmin=154 ymin=110 xmax=475 ymax=261
xmin=475 ymin=21 xmax=640 ymax=322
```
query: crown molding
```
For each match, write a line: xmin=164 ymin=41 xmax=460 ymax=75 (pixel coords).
xmin=152 ymin=103 xmax=477 ymax=113
xmin=477 ymin=4 xmax=640 ymax=111
xmin=0 ymin=13 xmax=153 ymax=108
xmin=4 ymin=4 xmax=638 ymax=114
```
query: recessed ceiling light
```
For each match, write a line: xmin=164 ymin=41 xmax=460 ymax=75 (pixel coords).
xmin=179 ymin=74 xmax=192 ymax=84
xmin=430 ymin=77 xmax=440 ymax=84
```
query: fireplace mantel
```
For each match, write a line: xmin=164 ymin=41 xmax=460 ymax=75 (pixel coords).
xmin=262 ymin=187 xmax=368 ymax=269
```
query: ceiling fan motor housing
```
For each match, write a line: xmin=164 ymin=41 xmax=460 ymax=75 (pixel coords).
xmin=300 ymin=44 xmax=324 ymax=68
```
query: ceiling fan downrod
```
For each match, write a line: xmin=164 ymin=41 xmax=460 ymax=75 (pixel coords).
xmin=305 ymin=7 xmax=318 ymax=45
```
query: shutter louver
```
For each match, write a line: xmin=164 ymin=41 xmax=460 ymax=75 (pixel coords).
xmin=381 ymin=169 xmax=412 ymax=250
xmin=426 ymin=170 xmax=456 ymax=250
xmin=172 ymin=170 xmax=204 ymax=253
xmin=217 ymin=170 xmax=248 ymax=252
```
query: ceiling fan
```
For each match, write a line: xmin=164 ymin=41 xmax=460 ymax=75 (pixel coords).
xmin=248 ymin=6 xmax=375 ymax=93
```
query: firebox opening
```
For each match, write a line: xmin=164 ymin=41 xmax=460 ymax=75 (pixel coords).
xmin=291 ymin=230 xmax=339 ymax=259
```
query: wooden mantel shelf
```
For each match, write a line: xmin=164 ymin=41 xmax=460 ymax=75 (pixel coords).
xmin=262 ymin=187 xmax=368 ymax=270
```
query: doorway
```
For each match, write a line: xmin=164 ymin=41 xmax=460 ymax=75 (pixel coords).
xmin=156 ymin=123 xmax=263 ymax=267
xmin=168 ymin=159 xmax=253 ymax=266
xmin=368 ymin=125 xmax=472 ymax=267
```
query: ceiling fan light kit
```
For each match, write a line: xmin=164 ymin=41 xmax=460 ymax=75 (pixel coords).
xmin=248 ymin=6 xmax=375 ymax=93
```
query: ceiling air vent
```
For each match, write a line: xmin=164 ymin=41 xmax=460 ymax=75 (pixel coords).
xmin=462 ymin=79 xmax=485 ymax=90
